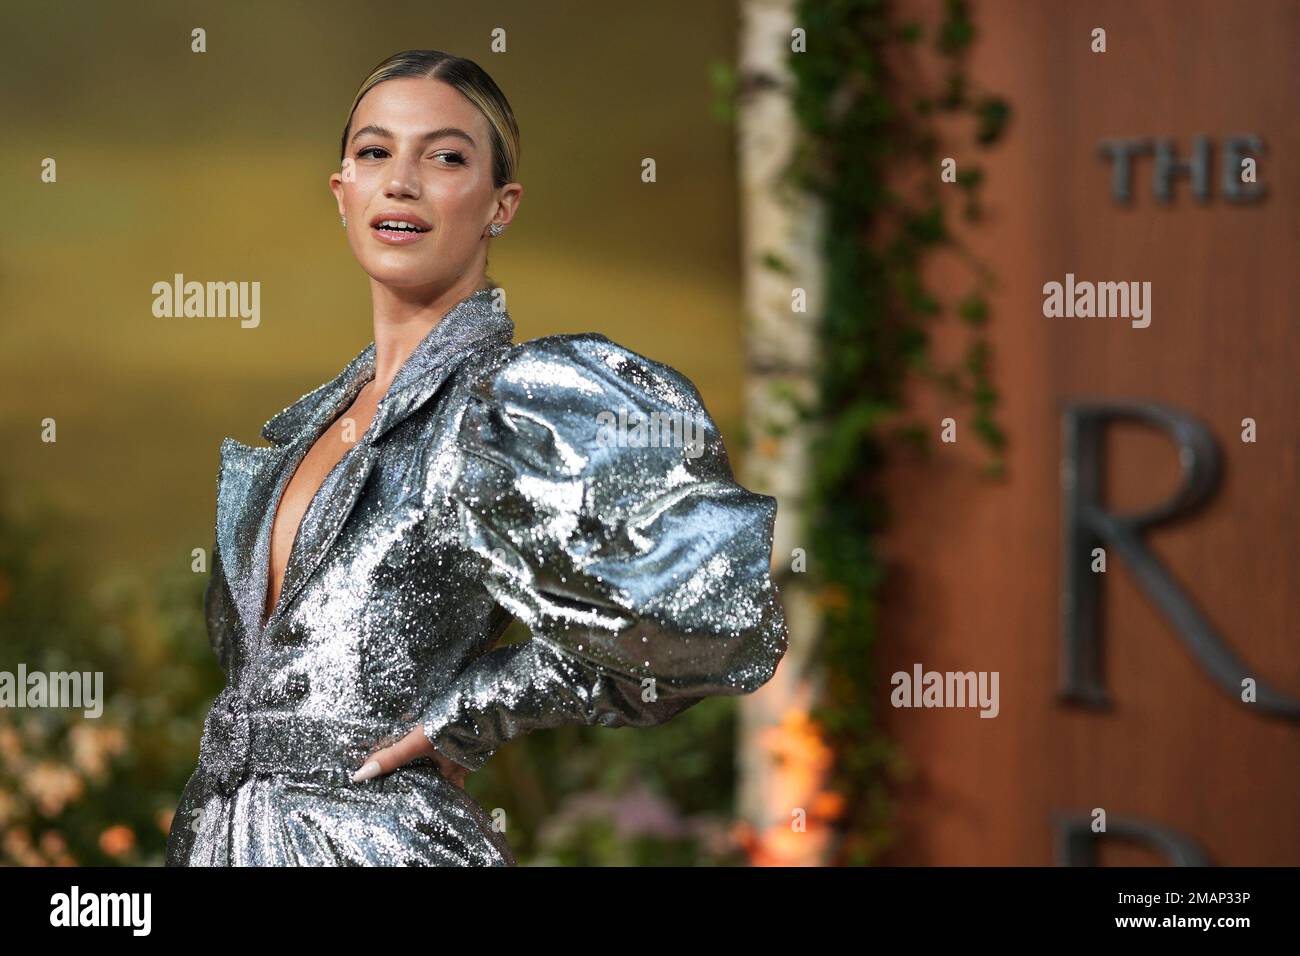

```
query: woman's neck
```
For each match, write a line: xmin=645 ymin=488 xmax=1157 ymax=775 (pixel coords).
xmin=366 ymin=275 xmax=486 ymax=396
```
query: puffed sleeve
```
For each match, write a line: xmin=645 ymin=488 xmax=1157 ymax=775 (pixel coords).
xmin=417 ymin=333 xmax=788 ymax=771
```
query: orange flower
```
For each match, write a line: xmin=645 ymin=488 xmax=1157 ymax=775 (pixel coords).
xmin=814 ymin=584 xmax=849 ymax=611
xmin=99 ymin=825 xmax=135 ymax=857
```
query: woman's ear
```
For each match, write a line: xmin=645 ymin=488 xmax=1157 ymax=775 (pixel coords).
xmin=328 ymin=171 xmax=346 ymax=218
xmin=493 ymin=182 xmax=524 ymax=229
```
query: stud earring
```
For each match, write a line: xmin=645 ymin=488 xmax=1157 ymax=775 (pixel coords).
xmin=340 ymin=215 xmax=347 ymax=227
xmin=488 ymin=222 xmax=505 ymax=237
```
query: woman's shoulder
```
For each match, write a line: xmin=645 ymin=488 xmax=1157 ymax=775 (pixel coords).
xmin=455 ymin=331 xmax=741 ymax=487
xmin=470 ymin=331 xmax=714 ymax=421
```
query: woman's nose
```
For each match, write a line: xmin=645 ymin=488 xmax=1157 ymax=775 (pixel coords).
xmin=385 ymin=161 xmax=421 ymax=199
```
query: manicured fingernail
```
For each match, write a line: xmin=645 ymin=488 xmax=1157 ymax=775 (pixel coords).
xmin=351 ymin=760 xmax=381 ymax=783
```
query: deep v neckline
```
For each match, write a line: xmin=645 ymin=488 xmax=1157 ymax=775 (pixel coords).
xmin=257 ymin=372 xmax=379 ymax=634
xmin=245 ymin=286 xmax=516 ymax=640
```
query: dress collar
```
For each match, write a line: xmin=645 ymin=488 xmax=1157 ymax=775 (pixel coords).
xmin=260 ymin=286 xmax=515 ymax=446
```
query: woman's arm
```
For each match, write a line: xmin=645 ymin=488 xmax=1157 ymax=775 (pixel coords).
xmin=416 ymin=333 xmax=788 ymax=772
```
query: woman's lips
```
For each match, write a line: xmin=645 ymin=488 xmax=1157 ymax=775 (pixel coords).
xmin=371 ymin=223 xmax=430 ymax=245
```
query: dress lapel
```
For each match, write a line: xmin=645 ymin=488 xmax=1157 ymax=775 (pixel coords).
xmin=214 ymin=339 xmax=375 ymax=646
xmin=214 ymin=437 xmax=292 ymax=647
xmin=253 ymin=286 xmax=516 ymax=637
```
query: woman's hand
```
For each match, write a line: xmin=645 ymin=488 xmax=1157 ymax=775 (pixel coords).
xmin=351 ymin=726 xmax=468 ymax=788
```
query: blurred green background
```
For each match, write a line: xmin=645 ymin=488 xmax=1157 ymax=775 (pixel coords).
xmin=0 ymin=0 xmax=755 ymax=865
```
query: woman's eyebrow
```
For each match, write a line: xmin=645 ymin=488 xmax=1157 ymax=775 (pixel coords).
xmin=349 ymin=125 xmax=477 ymax=148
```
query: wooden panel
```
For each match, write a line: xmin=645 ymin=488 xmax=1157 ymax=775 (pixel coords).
xmin=876 ymin=0 xmax=1299 ymax=865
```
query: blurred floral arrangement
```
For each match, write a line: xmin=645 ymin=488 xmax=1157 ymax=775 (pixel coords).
xmin=0 ymin=478 xmax=218 ymax=864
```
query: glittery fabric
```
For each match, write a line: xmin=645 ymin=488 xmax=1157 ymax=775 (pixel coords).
xmin=164 ymin=286 xmax=788 ymax=866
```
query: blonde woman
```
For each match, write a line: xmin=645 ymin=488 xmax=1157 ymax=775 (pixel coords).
xmin=165 ymin=49 xmax=787 ymax=866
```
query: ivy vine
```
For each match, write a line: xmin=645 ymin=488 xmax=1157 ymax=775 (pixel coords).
xmin=782 ymin=0 xmax=1009 ymax=864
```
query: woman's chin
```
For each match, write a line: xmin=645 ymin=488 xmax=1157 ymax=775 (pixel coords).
xmin=361 ymin=263 xmax=446 ymax=289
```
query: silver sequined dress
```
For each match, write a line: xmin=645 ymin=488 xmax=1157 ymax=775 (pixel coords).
xmin=164 ymin=286 xmax=788 ymax=866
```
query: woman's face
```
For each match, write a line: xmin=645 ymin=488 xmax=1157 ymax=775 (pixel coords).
xmin=329 ymin=77 xmax=519 ymax=291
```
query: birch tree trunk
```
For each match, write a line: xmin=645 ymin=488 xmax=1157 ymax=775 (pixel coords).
xmin=735 ymin=0 xmax=830 ymax=866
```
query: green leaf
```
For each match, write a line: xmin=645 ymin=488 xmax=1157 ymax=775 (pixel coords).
xmin=760 ymin=251 xmax=791 ymax=274
xmin=937 ymin=0 xmax=975 ymax=55
xmin=975 ymin=97 xmax=1011 ymax=145
xmin=956 ymin=165 xmax=984 ymax=190
xmin=897 ymin=21 xmax=924 ymax=44
xmin=958 ymin=293 xmax=989 ymax=326
xmin=707 ymin=59 xmax=738 ymax=125
xmin=939 ymin=72 xmax=967 ymax=109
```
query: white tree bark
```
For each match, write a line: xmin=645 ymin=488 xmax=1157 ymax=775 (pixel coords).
xmin=735 ymin=0 xmax=829 ymax=866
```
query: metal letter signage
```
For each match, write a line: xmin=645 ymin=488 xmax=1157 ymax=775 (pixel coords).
xmin=1054 ymin=813 xmax=1212 ymax=866
xmin=1097 ymin=135 xmax=1268 ymax=204
xmin=1059 ymin=401 xmax=1300 ymax=720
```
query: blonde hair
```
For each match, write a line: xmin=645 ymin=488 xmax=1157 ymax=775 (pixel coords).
xmin=340 ymin=49 xmax=520 ymax=189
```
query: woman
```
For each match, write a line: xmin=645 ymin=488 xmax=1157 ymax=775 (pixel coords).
xmin=164 ymin=49 xmax=788 ymax=866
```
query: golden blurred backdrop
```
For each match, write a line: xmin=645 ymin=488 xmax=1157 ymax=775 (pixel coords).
xmin=0 ymin=0 xmax=747 ymax=572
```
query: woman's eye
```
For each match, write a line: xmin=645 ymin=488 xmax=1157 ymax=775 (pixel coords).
xmin=355 ymin=147 xmax=462 ymax=165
